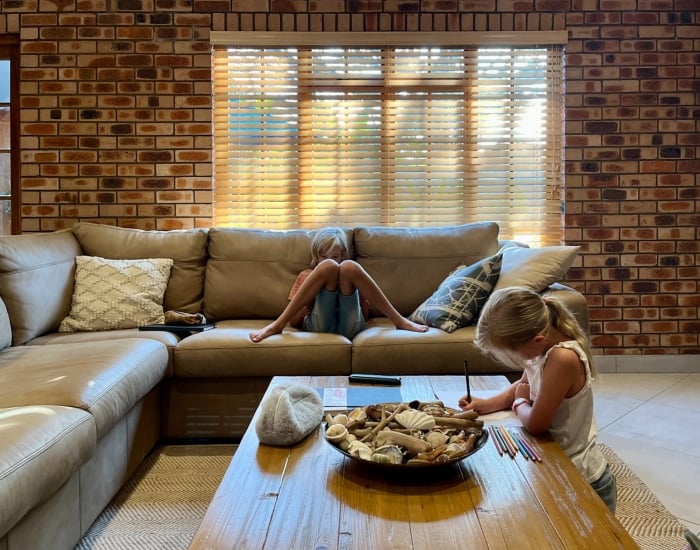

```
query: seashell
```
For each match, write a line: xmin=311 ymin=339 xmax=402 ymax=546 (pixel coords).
xmin=425 ymin=431 xmax=448 ymax=448
xmin=394 ymin=409 xmax=436 ymax=431
xmin=326 ymin=423 xmax=348 ymax=443
xmin=371 ymin=445 xmax=404 ymax=465
xmin=375 ymin=431 xmax=432 ymax=454
xmin=339 ymin=433 xmax=356 ymax=451
xmin=347 ymin=440 xmax=373 ymax=461
xmin=347 ymin=407 xmax=367 ymax=423
xmin=331 ymin=413 xmax=349 ymax=426
xmin=444 ymin=442 xmax=466 ymax=457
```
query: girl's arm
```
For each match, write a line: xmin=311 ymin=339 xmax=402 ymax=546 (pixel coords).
xmin=514 ymin=347 xmax=581 ymax=434
xmin=287 ymin=269 xmax=313 ymax=327
xmin=458 ymin=373 xmax=527 ymax=414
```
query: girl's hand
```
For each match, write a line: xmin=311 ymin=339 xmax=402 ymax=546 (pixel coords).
xmin=514 ymin=382 xmax=530 ymax=401
xmin=458 ymin=394 xmax=489 ymax=413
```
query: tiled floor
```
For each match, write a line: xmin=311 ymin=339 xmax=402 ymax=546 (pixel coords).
xmin=594 ymin=372 xmax=700 ymax=534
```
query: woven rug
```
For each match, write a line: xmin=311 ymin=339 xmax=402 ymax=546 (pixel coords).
xmin=600 ymin=444 xmax=688 ymax=550
xmin=75 ymin=444 xmax=236 ymax=550
xmin=75 ymin=443 xmax=688 ymax=549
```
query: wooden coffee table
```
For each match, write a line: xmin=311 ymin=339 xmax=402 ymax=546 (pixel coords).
xmin=189 ymin=375 xmax=639 ymax=549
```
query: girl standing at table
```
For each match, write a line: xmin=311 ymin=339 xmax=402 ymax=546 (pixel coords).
xmin=459 ymin=286 xmax=616 ymax=513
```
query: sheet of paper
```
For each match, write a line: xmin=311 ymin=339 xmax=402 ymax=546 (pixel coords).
xmin=322 ymin=387 xmax=347 ymax=410
xmin=433 ymin=388 xmax=520 ymax=426
xmin=319 ymin=387 xmax=403 ymax=411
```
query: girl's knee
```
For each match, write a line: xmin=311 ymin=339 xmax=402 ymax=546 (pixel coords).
xmin=339 ymin=260 xmax=363 ymax=278
xmin=315 ymin=259 xmax=341 ymax=277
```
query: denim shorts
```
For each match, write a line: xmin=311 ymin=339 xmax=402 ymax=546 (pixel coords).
xmin=590 ymin=464 xmax=617 ymax=514
xmin=304 ymin=288 xmax=365 ymax=340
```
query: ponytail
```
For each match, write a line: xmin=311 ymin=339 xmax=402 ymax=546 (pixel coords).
xmin=543 ymin=297 xmax=597 ymax=376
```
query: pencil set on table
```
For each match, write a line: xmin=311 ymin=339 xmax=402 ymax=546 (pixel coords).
xmin=462 ymin=360 xmax=541 ymax=462
xmin=488 ymin=425 xmax=542 ymax=462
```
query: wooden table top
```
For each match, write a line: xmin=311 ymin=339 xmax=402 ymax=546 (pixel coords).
xmin=189 ymin=375 xmax=639 ymax=550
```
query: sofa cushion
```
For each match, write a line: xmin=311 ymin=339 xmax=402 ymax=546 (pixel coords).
xmin=174 ymin=320 xmax=352 ymax=377
xmin=409 ymin=253 xmax=502 ymax=333
xmin=205 ymin=228 xmax=317 ymax=320
xmin=72 ymin=222 xmax=208 ymax=314
xmin=59 ymin=256 xmax=173 ymax=332
xmin=0 ymin=339 xmax=168 ymax=439
xmin=353 ymin=222 xmax=500 ymax=316
xmin=0 ymin=405 xmax=96 ymax=540
xmin=351 ymin=318 xmax=511 ymax=375
xmin=493 ymin=244 xmax=580 ymax=293
xmin=0 ymin=230 xmax=82 ymax=345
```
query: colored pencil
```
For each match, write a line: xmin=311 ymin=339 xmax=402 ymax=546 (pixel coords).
xmin=517 ymin=431 xmax=542 ymax=462
xmin=488 ymin=426 xmax=504 ymax=456
xmin=509 ymin=429 xmax=532 ymax=460
xmin=489 ymin=425 xmax=505 ymax=456
xmin=495 ymin=425 xmax=516 ymax=458
xmin=497 ymin=425 xmax=518 ymax=457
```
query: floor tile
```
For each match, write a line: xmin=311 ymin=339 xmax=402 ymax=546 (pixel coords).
xmin=603 ymin=401 xmax=700 ymax=458
xmin=651 ymin=374 xmax=700 ymax=414
xmin=594 ymin=372 xmax=689 ymax=401
xmin=594 ymin=392 xmax=644 ymax=430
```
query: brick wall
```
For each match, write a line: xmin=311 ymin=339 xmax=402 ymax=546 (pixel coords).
xmin=0 ymin=0 xmax=698 ymax=357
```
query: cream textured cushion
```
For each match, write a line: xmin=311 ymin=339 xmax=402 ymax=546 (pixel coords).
xmin=409 ymin=253 xmax=502 ymax=333
xmin=72 ymin=222 xmax=209 ymax=314
xmin=59 ymin=256 xmax=173 ymax=332
xmin=493 ymin=245 xmax=580 ymax=293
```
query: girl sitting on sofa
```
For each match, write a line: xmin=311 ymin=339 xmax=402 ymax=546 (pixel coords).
xmin=459 ymin=286 xmax=617 ymax=513
xmin=249 ymin=227 xmax=427 ymax=343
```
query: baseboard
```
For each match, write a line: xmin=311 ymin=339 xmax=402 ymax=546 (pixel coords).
xmin=595 ymin=354 xmax=700 ymax=373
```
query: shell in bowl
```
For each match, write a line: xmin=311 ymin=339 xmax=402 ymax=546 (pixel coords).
xmin=395 ymin=409 xmax=436 ymax=430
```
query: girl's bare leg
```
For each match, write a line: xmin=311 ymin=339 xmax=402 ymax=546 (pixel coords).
xmin=338 ymin=261 xmax=428 ymax=333
xmin=250 ymin=260 xmax=340 ymax=342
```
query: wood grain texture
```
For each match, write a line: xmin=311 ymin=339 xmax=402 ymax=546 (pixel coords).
xmin=189 ymin=375 xmax=639 ymax=550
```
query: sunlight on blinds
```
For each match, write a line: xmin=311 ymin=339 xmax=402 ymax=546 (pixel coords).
xmin=213 ymin=39 xmax=564 ymax=246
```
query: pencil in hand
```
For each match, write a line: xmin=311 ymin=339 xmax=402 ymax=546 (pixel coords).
xmin=464 ymin=359 xmax=471 ymax=403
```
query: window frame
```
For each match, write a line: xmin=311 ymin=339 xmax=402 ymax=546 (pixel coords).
xmin=212 ymin=32 xmax=568 ymax=246
xmin=0 ymin=35 xmax=20 ymax=235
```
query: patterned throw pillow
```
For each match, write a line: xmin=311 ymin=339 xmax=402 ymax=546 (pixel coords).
xmin=59 ymin=256 xmax=173 ymax=332
xmin=409 ymin=253 xmax=502 ymax=333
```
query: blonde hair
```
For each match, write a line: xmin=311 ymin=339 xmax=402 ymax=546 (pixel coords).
xmin=310 ymin=227 xmax=348 ymax=267
xmin=475 ymin=286 xmax=596 ymax=375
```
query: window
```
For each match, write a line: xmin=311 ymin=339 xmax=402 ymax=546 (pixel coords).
xmin=0 ymin=37 xmax=18 ymax=235
xmin=212 ymin=32 xmax=566 ymax=246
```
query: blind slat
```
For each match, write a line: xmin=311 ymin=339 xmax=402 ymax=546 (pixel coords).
xmin=213 ymin=42 xmax=564 ymax=246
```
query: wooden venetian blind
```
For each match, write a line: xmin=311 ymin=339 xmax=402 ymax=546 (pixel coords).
xmin=212 ymin=32 xmax=566 ymax=246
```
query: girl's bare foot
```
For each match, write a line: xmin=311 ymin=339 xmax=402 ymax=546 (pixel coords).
xmin=249 ymin=322 xmax=284 ymax=342
xmin=396 ymin=317 xmax=429 ymax=333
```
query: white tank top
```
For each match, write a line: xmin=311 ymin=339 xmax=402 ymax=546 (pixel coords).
xmin=523 ymin=340 xmax=607 ymax=483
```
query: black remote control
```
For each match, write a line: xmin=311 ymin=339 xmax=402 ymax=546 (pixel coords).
xmin=348 ymin=373 xmax=402 ymax=386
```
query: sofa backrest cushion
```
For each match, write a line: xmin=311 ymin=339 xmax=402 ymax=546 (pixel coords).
xmin=0 ymin=230 xmax=82 ymax=345
xmin=205 ymin=228 xmax=317 ymax=320
xmin=72 ymin=222 xmax=208 ymax=314
xmin=353 ymin=222 xmax=500 ymax=316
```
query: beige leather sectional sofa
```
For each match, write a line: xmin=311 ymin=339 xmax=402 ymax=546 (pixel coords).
xmin=0 ymin=221 xmax=587 ymax=549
